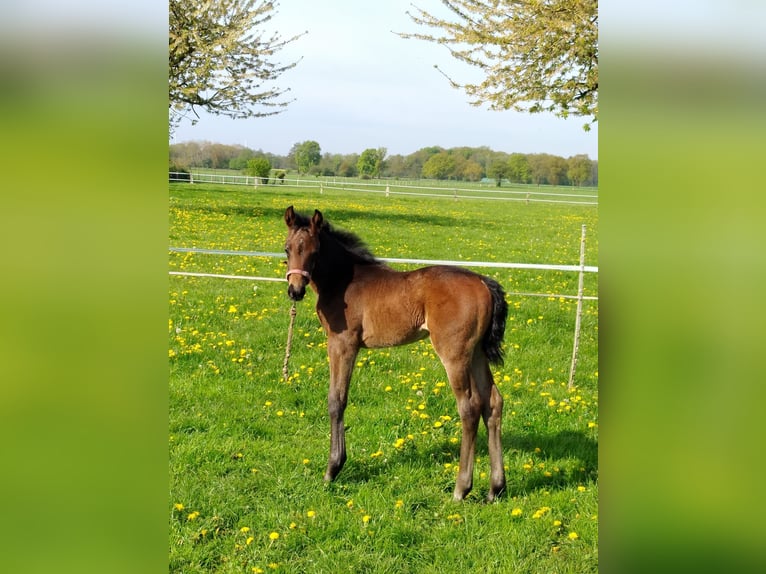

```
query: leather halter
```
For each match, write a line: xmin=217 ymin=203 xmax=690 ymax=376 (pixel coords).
xmin=285 ymin=269 xmax=311 ymax=280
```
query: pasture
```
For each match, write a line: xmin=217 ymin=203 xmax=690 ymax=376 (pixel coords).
xmin=169 ymin=182 xmax=598 ymax=573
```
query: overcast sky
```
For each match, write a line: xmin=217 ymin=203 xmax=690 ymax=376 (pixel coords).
xmin=172 ymin=0 xmax=599 ymax=159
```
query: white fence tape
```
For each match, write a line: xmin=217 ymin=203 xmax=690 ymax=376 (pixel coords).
xmin=169 ymin=172 xmax=598 ymax=206
xmin=169 ymin=247 xmax=598 ymax=301
xmin=168 ymin=246 xmax=598 ymax=274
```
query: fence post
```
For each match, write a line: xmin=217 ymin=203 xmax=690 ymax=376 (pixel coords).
xmin=386 ymin=185 xmax=390 ymax=198
xmin=568 ymin=225 xmax=587 ymax=389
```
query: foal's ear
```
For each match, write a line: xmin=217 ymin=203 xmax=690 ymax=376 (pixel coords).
xmin=284 ymin=205 xmax=296 ymax=227
xmin=311 ymin=209 xmax=323 ymax=232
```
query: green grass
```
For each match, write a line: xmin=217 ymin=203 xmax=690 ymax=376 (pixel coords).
xmin=169 ymin=182 xmax=598 ymax=573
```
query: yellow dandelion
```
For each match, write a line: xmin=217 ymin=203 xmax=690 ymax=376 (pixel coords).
xmin=577 ymin=485 xmax=586 ymax=492
xmin=395 ymin=500 xmax=404 ymax=509
xmin=173 ymin=503 xmax=184 ymax=511
xmin=246 ymin=536 xmax=254 ymax=545
xmin=228 ymin=305 xmax=238 ymax=313
xmin=240 ymin=526 xmax=251 ymax=533
xmin=269 ymin=531 xmax=280 ymax=541
xmin=433 ymin=421 xmax=443 ymax=428
xmin=568 ymin=532 xmax=579 ymax=540
xmin=253 ymin=568 xmax=264 ymax=573
xmin=362 ymin=515 xmax=371 ymax=524
xmin=511 ymin=508 xmax=523 ymax=517
xmin=187 ymin=511 xmax=200 ymax=521
xmin=346 ymin=500 xmax=354 ymax=509
xmin=289 ymin=522 xmax=297 ymax=529
xmin=302 ymin=458 xmax=310 ymax=465
xmin=553 ymin=520 xmax=562 ymax=527
xmin=307 ymin=510 xmax=316 ymax=518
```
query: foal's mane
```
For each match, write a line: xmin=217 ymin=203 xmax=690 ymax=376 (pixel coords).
xmin=293 ymin=211 xmax=381 ymax=266
xmin=323 ymin=224 xmax=381 ymax=265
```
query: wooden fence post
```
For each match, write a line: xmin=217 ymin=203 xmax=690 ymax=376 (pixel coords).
xmin=568 ymin=225 xmax=587 ymax=389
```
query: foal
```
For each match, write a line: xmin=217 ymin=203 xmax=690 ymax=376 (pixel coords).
xmin=283 ymin=206 xmax=508 ymax=501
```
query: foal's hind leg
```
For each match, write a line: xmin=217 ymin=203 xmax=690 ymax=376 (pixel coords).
xmin=440 ymin=358 xmax=482 ymax=500
xmin=473 ymin=350 xmax=506 ymax=501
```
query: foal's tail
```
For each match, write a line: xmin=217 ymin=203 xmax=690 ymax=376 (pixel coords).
xmin=481 ymin=276 xmax=508 ymax=366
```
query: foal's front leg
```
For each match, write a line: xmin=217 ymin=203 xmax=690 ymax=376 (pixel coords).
xmin=324 ymin=336 xmax=359 ymax=482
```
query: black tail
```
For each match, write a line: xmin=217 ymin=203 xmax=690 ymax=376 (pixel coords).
xmin=481 ymin=276 xmax=508 ymax=365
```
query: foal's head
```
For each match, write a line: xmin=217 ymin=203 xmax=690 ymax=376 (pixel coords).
xmin=283 ymin=205 xmax=323 ymax=301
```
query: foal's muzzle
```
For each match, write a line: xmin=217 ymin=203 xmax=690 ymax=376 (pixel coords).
xmin=286 ymin=269 xmax=311 ymax=301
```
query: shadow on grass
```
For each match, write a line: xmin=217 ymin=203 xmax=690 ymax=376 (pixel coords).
xmin=325 ymin=428 xmax=597 ymax=501
xmin=174 ymin=200 xmax=461 ymax=232
xmin=503 ymin=430 xmax=598 ymax=496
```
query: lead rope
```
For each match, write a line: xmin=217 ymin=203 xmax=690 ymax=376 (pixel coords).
xmin=282 ymin=301 xmax=297 ymax=382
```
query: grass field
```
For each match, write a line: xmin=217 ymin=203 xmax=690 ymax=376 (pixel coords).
xmin=169 ymin=182 xmax=598 ymax=573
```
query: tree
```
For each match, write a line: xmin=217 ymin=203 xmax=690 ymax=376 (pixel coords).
xmin=247 ymin=157 xmax=271 ymax=184
xmin=507 ymin=153 xmax=531 ymax=184
xmin=290 ymin=141 xmax=321 ymax=174
xmin=422 ymin=152 xmax=456 ymax=180
xmin=169 ymin=0 xmax=305 ymax=131
xmin=567 ymin=154 xmax=592 ymax=186
xmin=229 ymin=147 xmax=255 ymax=171
xmin=401 ymin=0 xmax=598 ymax=129
xmin=458 ymin=159 xmax=484 ymax=182
xmin=488 ymin=159 xmax=508 ymax=186
xmin=357 ymin=148 xmax=387 ymax=179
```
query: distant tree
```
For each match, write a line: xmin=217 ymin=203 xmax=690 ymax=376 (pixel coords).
xmin=382 ymin=154 xmax=407 ymax=178
xmin=507 ymin=153 xmax=531 ymax=184
xmin=229 ymin=147 xmax=256 ymax=171
xmin=318 ymin=153 xmax=342 ymax=176
xmin=567 ymin=154 xmax=592 ymax=186
xmin=488 ymin=159 xmax=508 ymax=186
xmin=247 ymin=157 xmax=271 ymax=183
xmin=169 ymin=0 xmax=305 ymax=132
xmin=546 ymin=155 xmax=569 ymax=185
xmin=422 ymin=152 xmax=456 ymax=180
xmin=357 ymin=148 xmax=387 ymax=178
xmin=527 ymin=154 xmax=549 ymax=185
xmin=208 ymin=143 xmax=238 ymax=169
xmin=337 ymin=157 xmax=358 ymax=177
xmin=458 ymin=159 xmax=484 ymax=182
xmin=290 ymin=140 xmax=321 ymax=174
xmin=401 ymin=0 xmax=598 ymax=130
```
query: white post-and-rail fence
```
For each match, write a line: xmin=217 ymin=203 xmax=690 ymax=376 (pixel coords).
xmin=169 ymin=227 xmax=596 ymax=385
xmin=169 ymin=172 xmax=598 ymax=206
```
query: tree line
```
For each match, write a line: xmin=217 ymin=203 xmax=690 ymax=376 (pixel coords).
xmin=170 ymin=140 xmax=597 ymax=187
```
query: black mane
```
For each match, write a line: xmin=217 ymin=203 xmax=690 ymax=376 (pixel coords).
xmin=322 ymin=223 xmax=381 ymax=266
xmin=291 ymin=209 xmax=381 ymax=266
